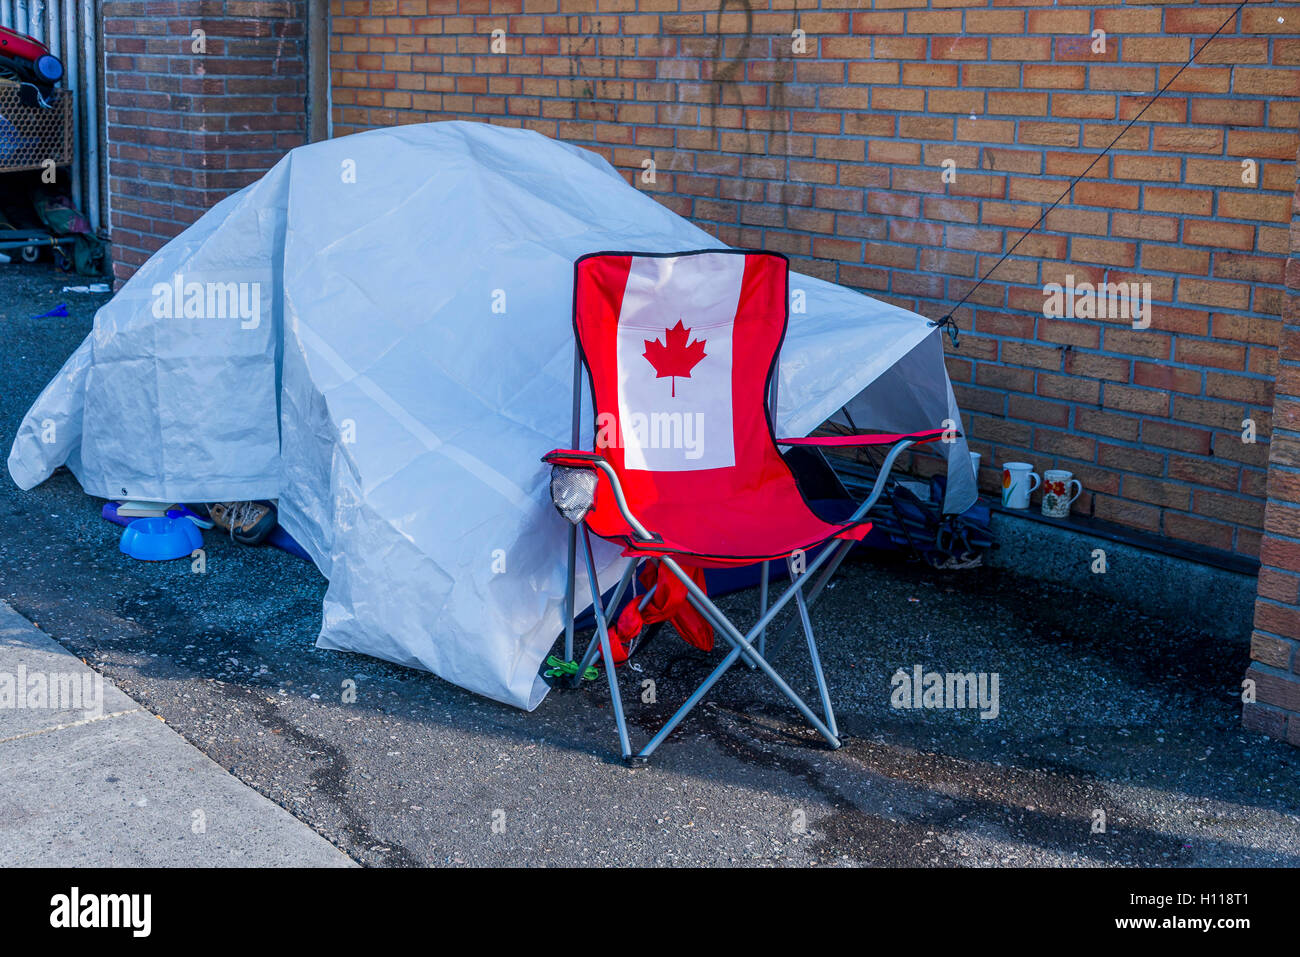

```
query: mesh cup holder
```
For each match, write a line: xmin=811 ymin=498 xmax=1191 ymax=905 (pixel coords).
xmin=550 ymin=465 xmax=597 ymax=525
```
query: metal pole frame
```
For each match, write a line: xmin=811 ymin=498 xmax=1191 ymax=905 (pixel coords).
xmin=568 ymin=557 xmax=642 ymax=687
xmin=561 ymin=342 xmax=583 ymax=661
xmin=631 ymin=549 xmax=844 ymax=759
xmin=579 ymin=528 xmax=631 ymax=758
xmin=564 ymin=526 xmax=847 ymax=761
xmin=557 ymin=526 xmax=842 ymax=760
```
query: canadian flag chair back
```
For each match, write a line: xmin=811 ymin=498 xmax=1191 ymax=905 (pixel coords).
xmin=573 ymin=249 xmax=860 ymax=562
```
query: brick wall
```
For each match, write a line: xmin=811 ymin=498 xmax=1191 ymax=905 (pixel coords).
xmin=330 ymin=0 xmax=1299 ymax=560
xmin=103 ymin=0 xmax=309 ymax=281
xmin=1245 ymin=139 xmax=1300 ymax=746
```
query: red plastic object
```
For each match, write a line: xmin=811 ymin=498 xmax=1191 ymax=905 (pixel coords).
xmin=0 ymin=25 xmax=50 ymax=64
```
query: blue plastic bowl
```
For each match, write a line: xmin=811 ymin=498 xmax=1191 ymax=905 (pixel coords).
xmin=119 ymin=516 xmax=203 ymax=561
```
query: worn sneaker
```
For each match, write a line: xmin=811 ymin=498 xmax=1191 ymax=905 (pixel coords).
xmin=207 ymin=500 xmax=277 ymax=545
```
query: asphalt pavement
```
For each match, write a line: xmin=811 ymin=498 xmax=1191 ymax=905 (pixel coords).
xmin=1 ymin=262 xmax=1297 ymax=866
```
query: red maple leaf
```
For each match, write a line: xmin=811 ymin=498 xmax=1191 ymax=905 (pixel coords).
xmin=642 ymin=319 xmax=707 ymax=397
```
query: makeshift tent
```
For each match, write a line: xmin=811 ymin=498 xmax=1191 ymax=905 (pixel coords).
xmin=8 ymin=121 xmax=975 ymax=710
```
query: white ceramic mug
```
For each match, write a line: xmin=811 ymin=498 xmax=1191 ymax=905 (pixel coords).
xmin=1000 ymin=462 xmax=1040 ymax=509
xmin=1041 ymin=469 xmax=1083 ymax=518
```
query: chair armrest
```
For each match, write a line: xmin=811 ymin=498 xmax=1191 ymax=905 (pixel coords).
xmin=777 ymin=427 xmax=952 ymax=448
xmin=847 ymin=439 xmax=923 ymax=523
xmin=543 ymin=449 xmax=604 ymax=468
xmin=780 ymin=426 xmax=956 ymax=520
xmin=541 ymin=448 xmax=658 ymax=542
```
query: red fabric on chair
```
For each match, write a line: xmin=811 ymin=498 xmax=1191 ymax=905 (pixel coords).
xmin=605 ymin=560 xmax=714 ymax=664
xmin=569 ymin=250 xmax=873 ymax=563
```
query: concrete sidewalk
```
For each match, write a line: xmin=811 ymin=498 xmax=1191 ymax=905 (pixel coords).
xmin=0 ymin=601 xmax=354 ymax=867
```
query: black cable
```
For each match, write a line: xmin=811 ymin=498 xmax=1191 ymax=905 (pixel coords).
xmin=929 ymin=0 xmax=1255 ymax=347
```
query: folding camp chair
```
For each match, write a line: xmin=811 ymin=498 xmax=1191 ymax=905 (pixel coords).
xmin=543 ymin=249 xmax=949 ymax=761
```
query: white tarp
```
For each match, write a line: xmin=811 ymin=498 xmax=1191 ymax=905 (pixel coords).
xmin=8 ymin=121 xmax=974 ymax=710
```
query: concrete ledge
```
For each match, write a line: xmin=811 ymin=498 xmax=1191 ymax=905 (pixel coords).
xmin=987 ymin=510 xmax=1256 ymax=641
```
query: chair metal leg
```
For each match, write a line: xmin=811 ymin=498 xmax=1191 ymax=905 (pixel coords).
xmin=757 ymin=560 xmax=770 ymax=654
xmin=568 ymin=557 xmax=639 ymax=687
xmin=798 ymin=537 xmax=856 ymax=616
xmin=562 ymin=524 xmax=577 ymax=661
xmin=791 ymin=556 xmax=838 ymax=739
xmin=579 ymin=542 xmax=846 ymax=761
xmin=580 ymin=529 xmax=632 ymax=759
xmin=766 ymin=537 xmax=855 ymax=663
xmin=639 ymin=555 xmax=842 ymax=754
xmin=636 ymin=584 xmax=839 ymax=757
xmin=638 ymin=643 xmax=747 ymax=757
xmin=701 ymin=600 xmax=841 ymax=750
xmin=562 ymin=338 xmax=584 ymax=662
xmin=607 ymin=557 xmax=640 ymax=621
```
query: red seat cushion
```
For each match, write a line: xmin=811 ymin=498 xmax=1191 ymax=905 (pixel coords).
xmin=603 ymin=494 xmax=871 ymax=567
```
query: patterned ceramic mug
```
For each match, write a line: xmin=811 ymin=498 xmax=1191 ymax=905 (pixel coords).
xmin=1001 ymin=462 xmax=1040 ymax=509
xmin=1041 ymin=469 xmax=1083 ymax=518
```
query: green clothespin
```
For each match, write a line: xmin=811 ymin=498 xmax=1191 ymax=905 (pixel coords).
xmin=544 ymin=655 xmax=598 ymax=682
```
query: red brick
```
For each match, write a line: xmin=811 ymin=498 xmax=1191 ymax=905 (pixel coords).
xmin=1164 ymin=511 xmax=1234 ymax=551
xmin=1143 ymin=421 xmax=1212 ymax=455
xmin=1024 ymin=65 xmax=1086 ymax=90
xmin=1066 ymin=351 xmax=1131 ymax=382
xmin=1247 ymin=664 xmax=1300 ymax=711
xmin=1094 ymin=494 xmax=1161 ymax=532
